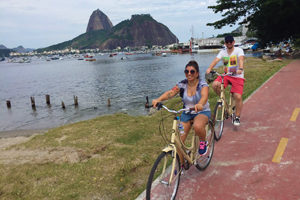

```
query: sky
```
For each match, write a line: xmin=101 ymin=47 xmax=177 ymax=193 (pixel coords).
xmin=0 ymin=0 xmax=239 ymax=49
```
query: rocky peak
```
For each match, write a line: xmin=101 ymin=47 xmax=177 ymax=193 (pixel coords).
xmin=86 ymin=9 xmax=113 ymax=32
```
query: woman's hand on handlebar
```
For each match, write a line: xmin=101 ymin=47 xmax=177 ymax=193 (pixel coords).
xmin=206 ymin=68 xmax=212 ymax=74
xmin=194 ymin=103 xmax=203 ymax=112
xmin=152 ymin=99 xmax=160 ymax=108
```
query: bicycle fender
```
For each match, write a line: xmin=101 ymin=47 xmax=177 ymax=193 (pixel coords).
xmin=217 ymin=99 xmax=224 ymax=104
xmin=162 ymin=145 xmax=175 ymax=153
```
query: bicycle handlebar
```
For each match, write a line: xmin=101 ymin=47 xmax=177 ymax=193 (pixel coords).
xmin=210 ymin=71 xmax=233 ymax=77
xmin=145 ymin=101 xmax=195 ymax=114
xmin=159 ymin=103 xmax=194 ymax=114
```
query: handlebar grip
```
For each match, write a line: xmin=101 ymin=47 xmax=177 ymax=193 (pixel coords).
xmin=145 ymin=104 xmax=152 ymax=108
xmin=144 ymin=102 xmax=163 ymax=110
xmin=157 ymin=103 xmax=163 ymax=110
xmin=189 ymin=107 xmax=196 ymax=111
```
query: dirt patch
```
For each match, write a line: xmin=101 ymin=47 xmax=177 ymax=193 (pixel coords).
xmin=0 ymin=136 xmax=34 ymax=150
xmin=0 ymin=133 xmax=94 ymax=165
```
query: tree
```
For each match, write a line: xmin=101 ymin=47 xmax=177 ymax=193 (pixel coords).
xmin=207 ymin=0 xmax=300 ymax=46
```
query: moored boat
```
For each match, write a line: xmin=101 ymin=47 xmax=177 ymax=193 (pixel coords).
xmin=84 ymin=54 xmax=93 ymax=58
xmin=85 ymin=58 xmax=96 ymax=61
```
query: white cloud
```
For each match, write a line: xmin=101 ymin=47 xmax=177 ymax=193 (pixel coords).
xmin=0 ymin=0 xmax=238 ymax=48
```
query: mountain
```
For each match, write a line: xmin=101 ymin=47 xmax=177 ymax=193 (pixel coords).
xmin=0 ymin=45 xmax=34 ymax=56
xmin=101 ymin=14 xmax=177 ymax=49
xmin=86 ymin=9 xmax=113 ymax=32
xmin=12 ymin=46 xmax=35 ymax=53
xmin=0 ymin=45 xmax=11 ymax=57
xmin=12 ymin=46 xmax=26 ymax=53
xmin=0 ymin=44 xmax=8 ymax=49
xmin=39 ymin=12 xmax=178 ymax=51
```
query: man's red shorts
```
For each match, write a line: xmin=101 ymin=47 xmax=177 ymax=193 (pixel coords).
xmin=215 ymin=76 xmax=245 ymax=95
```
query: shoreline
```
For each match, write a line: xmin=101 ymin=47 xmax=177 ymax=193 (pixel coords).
xmin=0 ymin=58 xmax=293 ymax=199
xmin=0 ymin=129 xmax=47 ymax=138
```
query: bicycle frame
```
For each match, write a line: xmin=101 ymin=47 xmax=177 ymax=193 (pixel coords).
xmin=162 ymin=114 xmax=208 ymax=184
xmin=217 ymin=73 xmax=235 ymax=121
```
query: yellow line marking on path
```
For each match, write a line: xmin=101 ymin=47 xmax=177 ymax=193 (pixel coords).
xmin=272 ymin=138 xmax=288 ymax=163
xmin=290 ymin=108 xmax=300 ymax=121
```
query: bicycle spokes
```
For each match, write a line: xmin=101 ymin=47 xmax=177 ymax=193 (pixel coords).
xmin=195 ymin=121 xmax=215 ymax=170
xmin=214 ymin=102 xmax=224 ymax=141
xmin=146 ymin=152 xmax=181 ymax=200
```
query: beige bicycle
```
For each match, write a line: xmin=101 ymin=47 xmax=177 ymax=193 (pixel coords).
xmin=210 ymin=71 xmax=236 ymax=141
xmin=146 ymin=103 xmax=215 ymax=200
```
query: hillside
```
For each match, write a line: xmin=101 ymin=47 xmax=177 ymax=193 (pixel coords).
xmin=102 ymin=14 xmax=177 ymax=49
xmin=38 ymin=13 xmax=178 ymax=51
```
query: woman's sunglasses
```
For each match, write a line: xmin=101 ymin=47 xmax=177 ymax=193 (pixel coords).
xmin=184 ymin=69 xmax=196 ymax=74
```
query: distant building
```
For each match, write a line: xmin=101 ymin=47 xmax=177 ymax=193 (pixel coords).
xmin=194 ymin=36 xmax=247 ymax=48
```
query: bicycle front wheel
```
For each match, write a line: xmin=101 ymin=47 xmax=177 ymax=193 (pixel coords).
xmin=195 ymin=120 xmax=215 ymax=170
xmin=146 ymin=151 xmax=181 ymax=200
xmin=213 ymin=102 xmax=224 ymax=141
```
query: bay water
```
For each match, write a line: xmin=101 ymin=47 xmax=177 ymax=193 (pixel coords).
xmin=0 ymin=52 xmax=253 ymax=131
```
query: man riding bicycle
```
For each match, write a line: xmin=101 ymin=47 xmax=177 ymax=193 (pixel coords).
xmin=206 ymin=35 xmax=245 ymax=126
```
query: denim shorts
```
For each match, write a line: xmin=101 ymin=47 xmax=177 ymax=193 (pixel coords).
xmin=180 ymin=111 xmax=211 ymax=122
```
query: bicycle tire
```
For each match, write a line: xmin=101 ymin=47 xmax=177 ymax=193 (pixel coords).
xmin=146 ymin=151 xmax=181 ymax=200
xmin=195 ymin=120 xmax=215 ymax=170
xmin=213 ymin=102 xmax=224 ymax=141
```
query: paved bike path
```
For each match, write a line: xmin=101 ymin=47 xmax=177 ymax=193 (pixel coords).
xmin=175 ymin=59 xmax=300 ymax=200
xmin=138 ymin=60 xmax=300 ymax=200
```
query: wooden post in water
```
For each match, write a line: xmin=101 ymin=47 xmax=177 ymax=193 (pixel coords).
xmin=107 ymin=98 xmax=111 ymax=107
xmin=74 ymin=96 xmax=78 ymax=107
xmin=6 ymin=100 xmax=11 ymax=109
xmin=145 ymin=96 xmax=149 ymax=108
xmin=31 ymin=96 xmax=36 ymax=110
xmin=45 ymin=94 xmax=51 ymax=105
xmin=61 ymin=101 xmax=66 ymax=109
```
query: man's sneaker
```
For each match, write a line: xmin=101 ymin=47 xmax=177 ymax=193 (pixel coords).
xmin=233 ymin=117 xmax=241 ymax=126
xmin=198 ymin=141 xmax=208 ymax=156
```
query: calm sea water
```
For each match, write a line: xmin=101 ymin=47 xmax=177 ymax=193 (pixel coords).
xmin=0 ymin=52 xmax=256 ymax=131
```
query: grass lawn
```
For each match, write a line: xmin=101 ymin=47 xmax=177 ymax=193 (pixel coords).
xmin=0 ymin=57 xmax=292 ymax=200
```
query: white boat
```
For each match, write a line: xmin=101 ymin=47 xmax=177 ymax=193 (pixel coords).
xmin=190 ymin=44 xmax=199 ymax=53
xmin=197 ymin=49 xmax=220 ymax=53
xmin=240 ymin=43 xmax=253 ymax=50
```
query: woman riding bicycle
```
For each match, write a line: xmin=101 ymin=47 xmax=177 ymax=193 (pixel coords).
xmin=152 ymin=60 xmax=211 ymax=162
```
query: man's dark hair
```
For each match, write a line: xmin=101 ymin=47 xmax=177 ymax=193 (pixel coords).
xmin=225 ymin=35 xmax=234 ymax=43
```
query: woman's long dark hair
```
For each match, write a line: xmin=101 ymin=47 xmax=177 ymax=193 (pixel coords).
xmin=185 ymin=60 xmax=200 ymax=79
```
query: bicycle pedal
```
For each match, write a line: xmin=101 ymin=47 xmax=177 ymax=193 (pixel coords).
xmin=182 ymin=160 xmax=190 ymax=170
xmin=225 ymin=111 xmax=229 ymax=119
xmin=231 ymin=114 xmax=235 ymax=124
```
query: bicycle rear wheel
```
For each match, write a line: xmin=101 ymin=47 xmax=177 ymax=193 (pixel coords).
xmin=146 ymin=151 xmax=181 ymax=200
xmin=195 ymin=120 xmax=215 ymax=170
xmin=213 ymin=102 xmax=224 ymax=141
